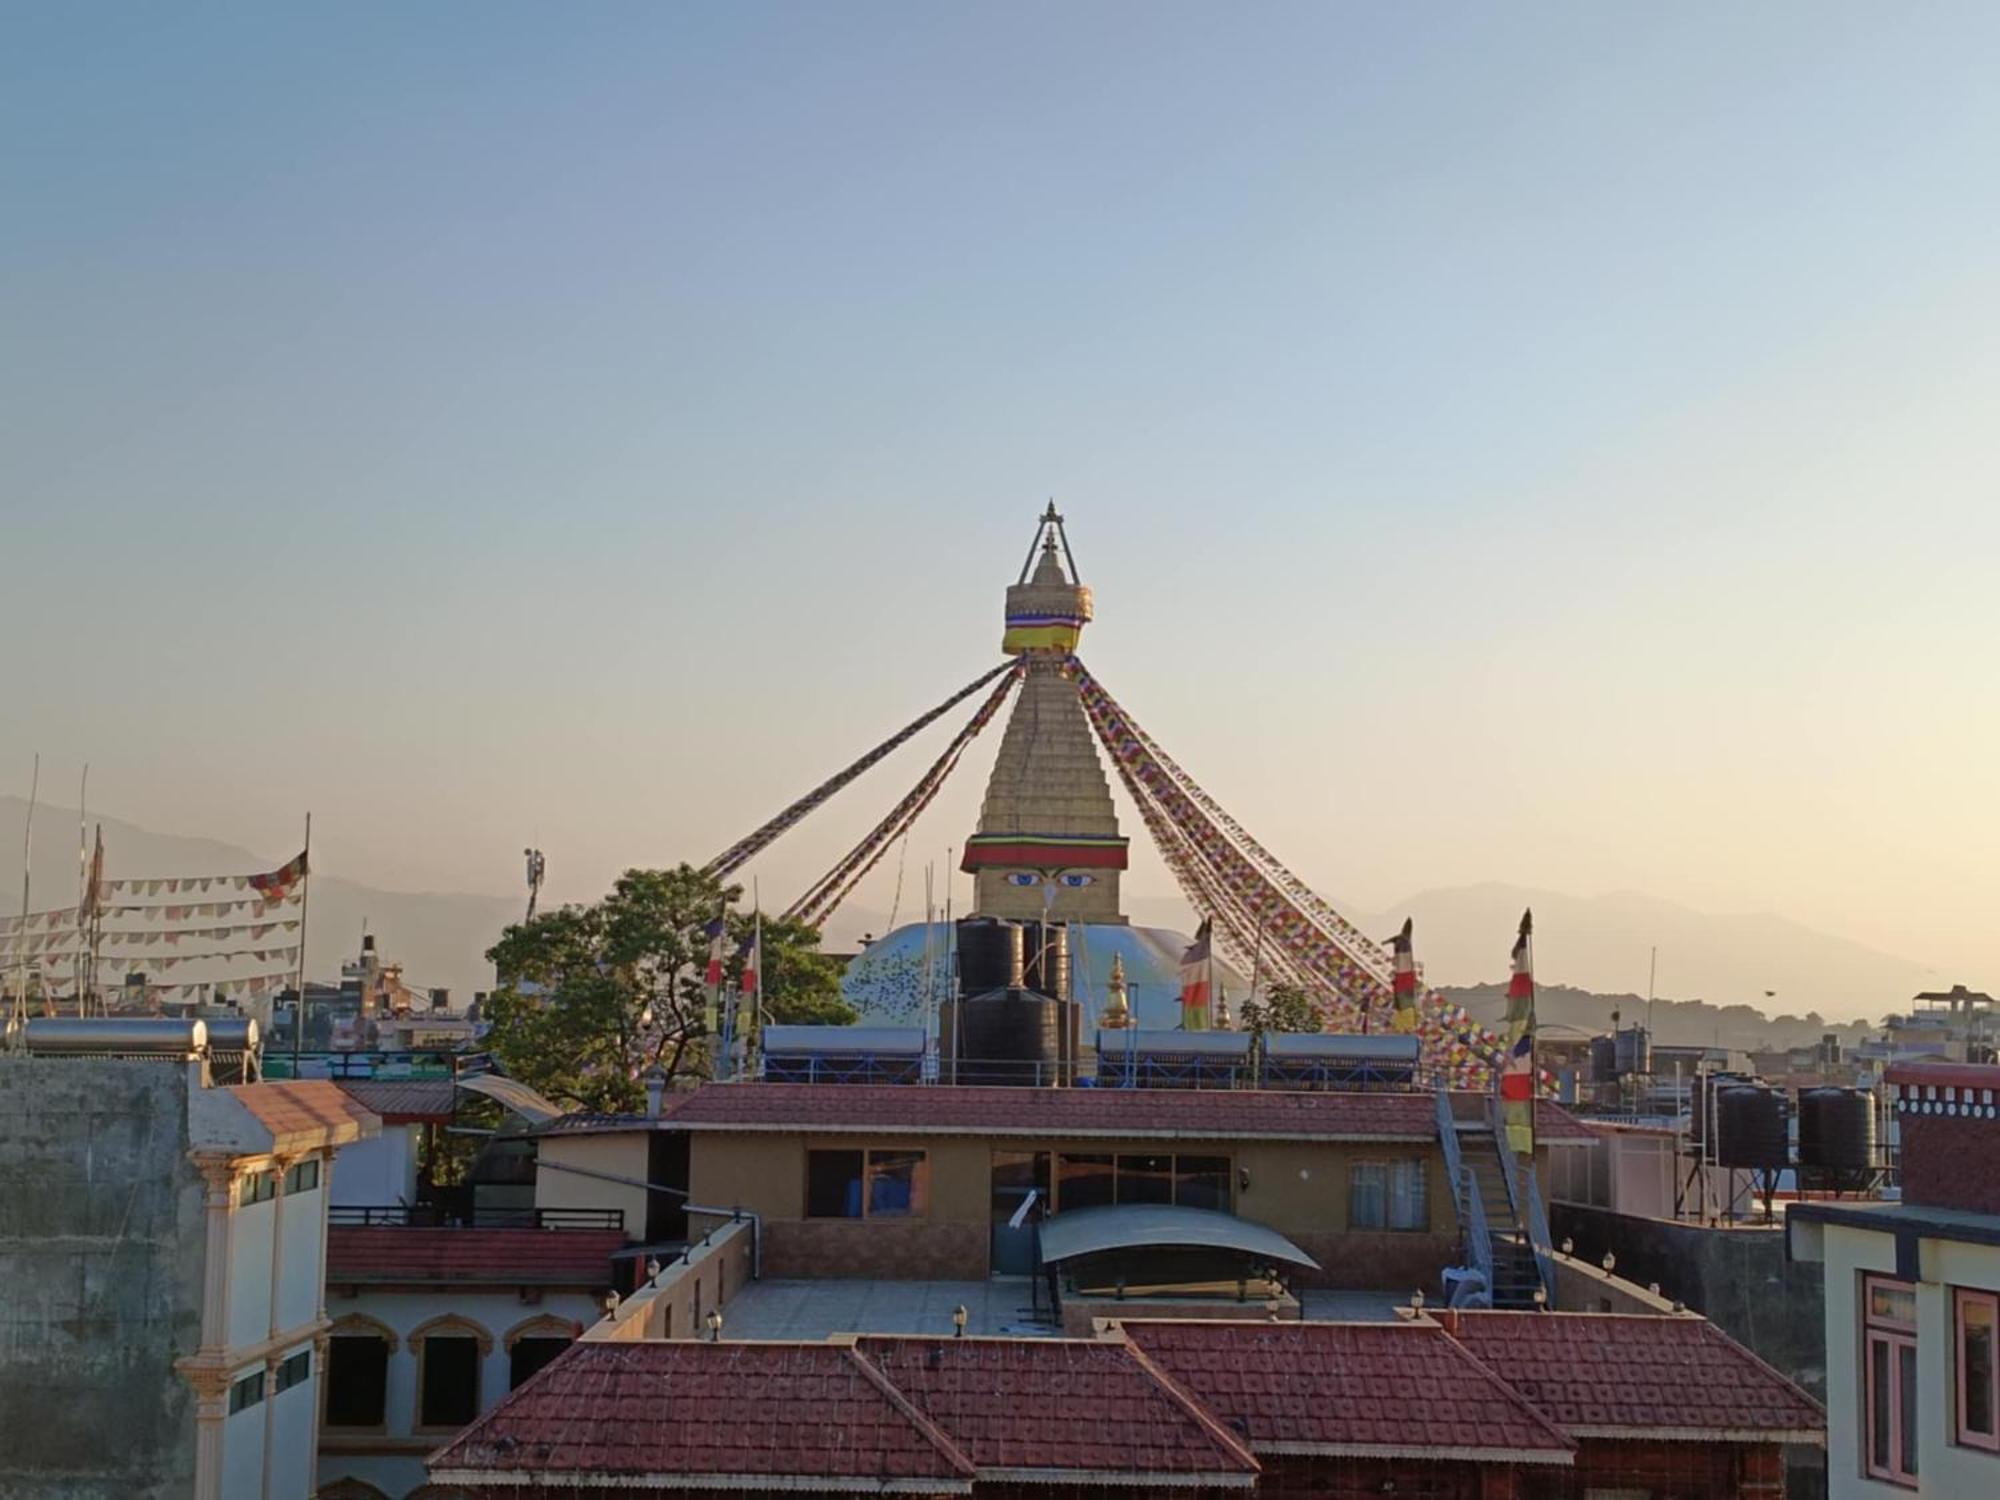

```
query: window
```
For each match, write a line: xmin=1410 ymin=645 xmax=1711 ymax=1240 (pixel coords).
xmin=228 ymin=1370 xmax=265 ymax=1414
xmin=1174 ymin=1156 xmax=1232 ymax=1212
xmin=1115 ymin=1154 xmax=1175 ymax=1206
xmin=1056 ymin=1153 xmax=1115 ymax=1212
xmin=241 ymin=1170 xmax=277 ymax=1206
xmin=324 ymin=1336 xmax=389 ymax=1428
xmin=1959 ymin=1288 xmax=2000 ymax=1452
xmin=1864 ymin=1274 xmax=1919 ymax=1486
xmin=1349 ymin=1160 xmax=1428 ymax=1231
xmin=865 ymin=1151 xmax=928 ymax=1217
xmin=510 ymin=1338 xmax=571 ymax=1390
xmin=274 ymin=1349 xmax=311 ymax=1394
xmin=283 ymin=1159 xmax=320 ymax=1195
xmin=419 ymin=1335 xmax=481 ymax=1428
xmin=807 ymin=1150 xmax=929 ymax=1218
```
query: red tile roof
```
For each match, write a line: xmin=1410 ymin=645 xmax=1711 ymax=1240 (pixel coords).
xmin=336 ymin=1079 xmax=457 ymax=1124
xmin=651 ymin=1083 xmax=1438 ymax=1141
xmin=326 ymin=1227 xmax=625 ymax=1287
xmin=1118 ymin=1320 xmax=1573 ymax=1463
xmin=855 ymin=1336 xmax=1258 ymax=1483
xmin=1533 ymin=1100 xmax=1599 ymax=1144
xmin=225 ymin=1080 xmax=378 ymax=1152
xmin=428 ymin=1341 xmax=978 ymax=1492
xmin=1439 ymin=1311 xmax=1825 ymax=1442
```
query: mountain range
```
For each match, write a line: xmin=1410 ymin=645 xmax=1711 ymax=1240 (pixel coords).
xmin=2 ymin=798 xmax=1943 ymax=1025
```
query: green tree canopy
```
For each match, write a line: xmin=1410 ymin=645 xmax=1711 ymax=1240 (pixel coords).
xmin=483 ymin=863 xmax=856 ymax=1112
xmin=1239 ymin=981 xmax=1325 ymax=1037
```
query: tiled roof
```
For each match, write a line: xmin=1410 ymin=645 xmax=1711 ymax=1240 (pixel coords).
xmin=644 ymin=1083 xmax=1440 ymax=1141
xmin=1439 ymin=1311 xmax=1825 ymax=1442
xmin=1533 ymin=1101 xmax=1599 ymax=1144
xmin=855 ymin=1336 xmax=1258 ymax=1482
xmin=429 ymin=1341 xmax=977 ymax=1492
xmin=336 ymin=1079 xmax=457 ymax=1124
xmin=224 ymin=1080 xmax=378 ymax=1152
xmin=1118 ymin=1320 xmax=1573 ymax=1463
xmin=326 ymin=1227 xmax=625 ymax=1287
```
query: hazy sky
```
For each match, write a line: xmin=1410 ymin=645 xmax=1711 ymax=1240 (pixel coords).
xmin=5 ymin=6 xmax=1997 ymax=988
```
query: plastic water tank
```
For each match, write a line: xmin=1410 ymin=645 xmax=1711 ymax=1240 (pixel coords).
xmin=1021 ymin=921 xmax=1069 ymax=1001
xmin=1715 ymin=1084 xmax=1789 ymax=1169
xmin=956 ymin=918 xmax=1023 ymax=995
xmin=1798 ymin=1087 xmax=1876 ymax=1172
xmin=1591 ymin=1034 xmax=1619 ymax=1082
xmin=955 ymin=991 xmax=1063 ymax=1086
xmin=1614 ymin=1025 xmax=1652 ymax=1077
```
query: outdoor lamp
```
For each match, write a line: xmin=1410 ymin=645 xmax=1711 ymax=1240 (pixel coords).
xmin=1601 ymin=1251 xmax=1616 ymax=1272
xmin=1560 ymin=1237 xmax=1574 ymax=1256
xmin=1649 ymin=1282 xmax=1662 ymax=1297
xmin=1532 ymin=1285 xmax=1548 ymax=1309
xmin=952 ymin=1305 xmax=968 ymax=1338
xmin=1409 ymin=1288 xmax=1425 ymax=1312
xmin=705 ymin=1308 xmax=723 ymax=1342
xmin=645 ymin=1259 xmax=662 ymax=1282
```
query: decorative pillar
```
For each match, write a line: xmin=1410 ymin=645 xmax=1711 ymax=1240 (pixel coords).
xmin=191 ymin=1155 xmax=236 ymax=1351
xmin=262 ymin=1156 xmax=290 ymax=1500
xmin=184 ymin=1371 xmax=230 ymax=1500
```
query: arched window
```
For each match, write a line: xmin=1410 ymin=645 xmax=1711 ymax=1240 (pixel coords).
xmin=323 ymin=1315 xmax=399 ymax=1430
xmin=503 ymin=1315 xmax=580 ymax=1390
xmin=408 ymin=1315 xmax=493 ymax=1431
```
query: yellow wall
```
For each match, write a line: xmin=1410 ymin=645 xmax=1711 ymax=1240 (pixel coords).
xmin=536 ymin=1133 xmax=653 ymax=1237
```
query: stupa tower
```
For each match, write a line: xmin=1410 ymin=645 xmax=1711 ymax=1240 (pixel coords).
xmin=960 ymin=506 xmax=1130 ymax=923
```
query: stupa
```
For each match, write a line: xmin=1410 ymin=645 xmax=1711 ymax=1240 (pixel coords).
xmin=960 ymin=505 xmax=1129 ymax=924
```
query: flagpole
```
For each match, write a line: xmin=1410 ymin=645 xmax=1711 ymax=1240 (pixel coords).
xmin=292 ymin=812 xmax=311 ymax=1078
xmin=75 ymin=765 xmax=88 ymax=1016
xmin=9 ymin=754 xmax=38 ymax=1043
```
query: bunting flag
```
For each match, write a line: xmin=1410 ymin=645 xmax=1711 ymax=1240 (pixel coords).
xmin=247 ymin=851 xmax=308 ymax=901
xmin=1500 ymin=909 xmax=1536 ymax=1155
xmin=735 ymin=918 xmax=761 ymax=1050
xmin=1178 ymin=918 xmax=1214 ymax=1031
xmin=81 ymin=829 xmax=105 ymax=921
xmin=701 ymin=915 xmax=727 ymax=1033
xmin=1389 ymin=918 xmax=1419 ymax=1034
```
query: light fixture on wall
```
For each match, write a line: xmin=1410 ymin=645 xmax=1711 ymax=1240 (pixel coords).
xmin=1238 ymin=1166 xmax=1251 ymax=1193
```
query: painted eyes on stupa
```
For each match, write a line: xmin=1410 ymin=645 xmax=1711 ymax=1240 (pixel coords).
xmin=1004 ymin=872 xmax=1041 ymax=887
xmin=1057 ymin=872 xmax=1095 ymax=888
xmin=1002 ymin=870 xmax=1094 ymax=887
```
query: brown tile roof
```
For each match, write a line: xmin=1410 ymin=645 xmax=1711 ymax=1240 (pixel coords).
xmin=336 ymin=1079 xmax=457 ymax=1124
xmin=649 ymin=1082 xmax=1439 ymax=1142
xmin=326 ymin=1227 xmax=625 ymax=1288
xmin=855 ymin=1336 xmax=1259 ymax=1483
xmin=1439 ymin=1311 xmax=1825 ymax=1442
xmin=428 ymin=1341 xmax=978 ymax=1492
xmin=225 ymin=1080 xmax=378 ymax=1152
xmin=1118 ymin=1320 xmax=1573 ymax=1463
xmin=1533 ymin=1100 xmax=1600 ymax=1144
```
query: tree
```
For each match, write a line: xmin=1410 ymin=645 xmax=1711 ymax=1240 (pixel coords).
xmin=483 ymin=863 xmax=855 ymax=1113
xmin=1240 ymin=981 xmax=1324 ymax=1037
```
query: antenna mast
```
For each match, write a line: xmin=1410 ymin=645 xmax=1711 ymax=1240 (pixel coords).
xmin=524 ymin=847 xmax=546 ymax=923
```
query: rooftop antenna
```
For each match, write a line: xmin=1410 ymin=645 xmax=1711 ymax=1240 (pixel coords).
xmin=524 ymin=847 xmax=546 ymax=923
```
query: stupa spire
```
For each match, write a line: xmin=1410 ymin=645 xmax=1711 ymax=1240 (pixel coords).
xmin=961 ymin=508 xmax=1130 ymax=923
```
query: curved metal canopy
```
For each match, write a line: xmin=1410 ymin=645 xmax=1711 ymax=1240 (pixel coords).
xmin=453 ymin=1072 xmax=564 ymax=1124
xmin=1036 ymin=1203 xmax=1320 ymax=1271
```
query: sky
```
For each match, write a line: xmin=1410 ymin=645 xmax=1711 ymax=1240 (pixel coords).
xmin=4 ymin=5 xmax=1997 ymax=994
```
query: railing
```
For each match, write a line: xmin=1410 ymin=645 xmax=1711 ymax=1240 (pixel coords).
xmin=1437 ymin=1087 xmax=1493 ymax=1308
xmin=328 ymin=1205 xmax=623 ymax=1231
xmin=1486 ymin=1096 xmax=1556 ymax=1304
xmin=1457 ymin=1165 xmax=1495 ymax=1308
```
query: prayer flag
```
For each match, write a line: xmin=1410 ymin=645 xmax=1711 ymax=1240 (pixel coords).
xmin=1390 ymin=917 xmax=1419 ymax=1034
xmin=1500 ymin=909 xmax=1536 ymax=1155
xmin=1178 ymin=918 xmax=1213 ymax=1031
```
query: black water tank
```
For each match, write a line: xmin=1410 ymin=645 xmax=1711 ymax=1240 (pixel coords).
xmin=1615 ymin=1026 xmax=1652 ymax=1077
xmin=957 ymin=919 xmax=1023 ymax=996
xmin=1021 ymin=921 xmax=1070 ymax=1001
xmin=1798 ymin=1087 xmax=1876 ymax=1172
xmin=1715 ymin=1084 xmax=1789 ymax=1168
xmin=955 ymin=991 xmax=1063 ymax=1086
xmin=1591 ymin=1034 xmax=1619 ymax=1082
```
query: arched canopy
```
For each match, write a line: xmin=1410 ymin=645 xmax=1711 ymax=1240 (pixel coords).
xmin=453 ymin=1073 xmax=563 ymax=1124
xmin=1037 ymin=1203 xmax=1319 ymax=1271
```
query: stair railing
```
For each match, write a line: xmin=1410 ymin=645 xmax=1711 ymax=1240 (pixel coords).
xmin=1487 ymin=1095 xmax=1557 ymax=1304
xmin=1438 ymin=1087 xmax=1493 ymax=1308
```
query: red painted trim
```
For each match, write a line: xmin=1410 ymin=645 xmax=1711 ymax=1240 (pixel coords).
xmin=960 ymin=841 xmax=1129 ymax=872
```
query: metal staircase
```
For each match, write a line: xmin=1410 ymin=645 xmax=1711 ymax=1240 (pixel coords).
xmin=1438 ymin=1088 xmax=1554 ymax=1311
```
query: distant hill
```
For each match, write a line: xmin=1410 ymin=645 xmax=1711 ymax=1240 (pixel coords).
xmin=0 ymin=798 xmax=517 ymax=1000
xmin=1439 ymin=981 xmax=1873 ymax=1054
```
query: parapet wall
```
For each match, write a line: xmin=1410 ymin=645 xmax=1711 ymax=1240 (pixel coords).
xmin=0 ymin=1057 xmax=208 ymax=1499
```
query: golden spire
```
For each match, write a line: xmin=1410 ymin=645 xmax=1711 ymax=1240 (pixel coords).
xmin=1100 ymin=952 xmax=1132 ymax=1029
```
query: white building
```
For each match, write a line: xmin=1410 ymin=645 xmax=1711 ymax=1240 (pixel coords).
xmin=1789 ymin=1060 xmax=2000 ymax=1496
xmin=0 ymin=1019 xmax=378 ymax=1500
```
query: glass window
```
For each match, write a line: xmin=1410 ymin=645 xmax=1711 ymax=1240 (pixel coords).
xmin=991 ymin=1151 xmax=1051 ymax=1223
xmin=806 ymin=1150 xmax=865 ymax=1218
xmin=1959 ymin=1289 xmax=2000 ymax=1452
xmin=1174 ymin=1156 xmax=1232 ymax=1212
xmin=283 ymin=1159 xmax=320 ymax=1195
xmin=1116 ymin=1154 xmax=1174 ymax=1206
xmin=274 ymin=1349 xmax=310 ymax=1393
xmin=1864 ymin=1274 xmax=1919 ymax=1486
xmin=420 ymin=1335 xmax=481 ymax=1428
xmin=510 ymin=1337 xmax=571 ymax=1390
xmin=1056 ymin=1154 xmax=1115 ymax=1212
xmin=865 ymin=1151 xmax=928 ymax=1217
xmin=228 ymin=1370 xmax=264 ymax=1414
xmin=1349 ymin=1161 xmax=1426 ymax=1231
xmin=241 ymin=1170 xmax=277 ymax=1206
xmin=1387 ymin=1160 xmax=1428 ymax=1231
xmin=324 ymin=1336 xmax=388 ymax=1428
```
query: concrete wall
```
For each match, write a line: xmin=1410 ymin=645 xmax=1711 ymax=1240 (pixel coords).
xmin=684 ymin=1130 xmax=1454 ymax=1288
xmin=330 ymin=1128 xmax=417 ymax=1208
xmin=590 ymin=1216 xmax=756 ymax=1343
xmin=0 ymin=1058 xmax=207 ymax=1500
xmin=535 ymin=1133 xmax=652 ymax=1237
xmin=277 ymin=1181 xmax=322 ymax=1332
xmin=1551 ymin=1202 xmax=1826 ymax=1398
xmin=268 ymin=1352 xmax=318 ymax=1499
